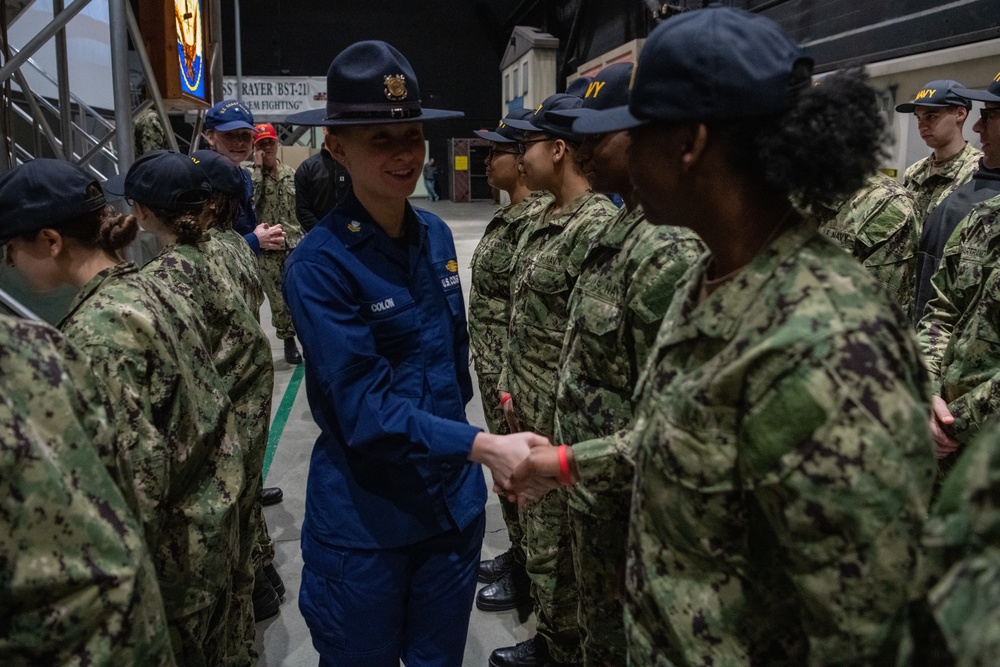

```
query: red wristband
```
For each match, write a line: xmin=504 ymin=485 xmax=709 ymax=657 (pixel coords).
xmin=500 ymin=392 xmax=512 ymax=407
xmin=557 ymin=445 xmax=572 ymax=485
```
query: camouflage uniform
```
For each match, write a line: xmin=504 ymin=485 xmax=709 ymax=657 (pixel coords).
xmin=134 ymin=107 xmax=169 ymax=156
xmin=626 ymin=222 xmax=935 ymax=666
xmin=252 ymin=162 xmax=304 ymax=340
xmin=468 ymin=191 xmax=552 ymax=560
xmin=818 ymin=172 xmax=920 ymax=319
xmin=209 ymin=226 xmax=264 ymax=314
xmin=58 ymin=261 xmax=243 ymax=667
xmin=905 ymin=142 xmax=983 ymax=229
xmin=918 ymin=195 xmax=1000 ymax=450
xmin=0 ymin=314 xmax=175 ymax=666
xmin=553 ymin=205 xmax=703 ymax=667
xmin=499 ymin=190 xmax=618 ymax=663
xmin=144 ymin=242 xmax=275 ymax=667
xmin=917 ymin=418 xmax=1000 ymax=665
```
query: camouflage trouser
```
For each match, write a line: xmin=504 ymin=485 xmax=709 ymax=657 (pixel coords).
xmin=258 ymin=248 xmax=295 ymax=340
xmin=477 ymin=371 xmax=525 ymax=564
xmin=223 ymin=392 xmax=274 ymax=665
xmin=170 ymin=592 xmax=231 ymax=667
xmin=522 ymin=485 xmax=581 ymax=663
xmin=568 ymin=488 xmax=631 ymax=667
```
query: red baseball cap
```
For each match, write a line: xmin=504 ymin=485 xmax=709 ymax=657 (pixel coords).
xmin=254 ymin=123 xmax=278 ymax=143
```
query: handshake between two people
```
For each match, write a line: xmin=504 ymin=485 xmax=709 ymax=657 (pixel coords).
xmin=468 ymin=430 xmax=579 ymax=506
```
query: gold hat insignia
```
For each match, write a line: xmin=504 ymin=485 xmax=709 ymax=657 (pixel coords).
xmin=384 ymin=74 xmax=408 ymax=101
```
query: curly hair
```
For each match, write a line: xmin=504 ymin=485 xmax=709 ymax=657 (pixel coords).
xmin=54 ymin=183 xmax=138 ymax=254
xmin=712 ymin=68 xmax=888 ymax=210
xmin=148 ymin=206 xmax=205 ymax=244
xmin=201 ymin=192 xmax=241 ymax=231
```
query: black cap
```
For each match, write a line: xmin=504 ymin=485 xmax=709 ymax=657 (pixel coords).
xmin=104 ymin=150 xmax=210 ymax=211
xmin=503 ymin=93 xmax=585 ymax=144
xmin=545 ymin=63 xmax=634 ymax=135
xmin=474 ymin=108 xmax=534 ymax=143
xmin=0 ymin=159 xmax=106 ymax=244
xmin=895 ymin=80 xmax=973 ymax=112
xmin=954 ymin=71 xmax=1000 ymax=104
xmin=587 ymin=7 xmax=813 ymax=132
xmin=286 ymin=41 xmax=463 ymax=126
xmin=190 ymin=149 xmax=244 ymax=198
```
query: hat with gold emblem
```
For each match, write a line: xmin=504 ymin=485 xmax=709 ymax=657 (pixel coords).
xmin=286 ymin=41 xmax=463 ymax=126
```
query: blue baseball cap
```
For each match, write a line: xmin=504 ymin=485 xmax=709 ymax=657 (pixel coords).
xmin=545 ymin=63 xmax=634 ymax=135
xmin=590 ymin=7 xmax=813 ymax=132
xmin=0 ymin=159 xmax=107 ymax=244
xmin=954 ymin=71 xmax=1000 ymax=104
xmin=190 ymin=149 xmax=243 ymax=198
xmin=474 ymin=108 xmax=534 ymax=143
xmin=205 ymin=100 xmax=257 ymax=132
xmin=104 ymin=150 xmax=210 ymax=211
xmin=565 ymin=76 xmax=593 ymax=98
xmin=503 ymin=93 xmax=585 ymax=144
xmin=286 ymin=41 xmax=463 ymax=126
xmin=895 ymin=80 xmax=973 ymax=112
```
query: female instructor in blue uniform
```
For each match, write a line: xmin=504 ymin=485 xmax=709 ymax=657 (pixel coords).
xmin=283 ymin=42 xmax=545 ymax=666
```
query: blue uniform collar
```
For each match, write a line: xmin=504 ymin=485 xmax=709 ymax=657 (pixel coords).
xmin=332 ymin=188 xmax=428 ymax=251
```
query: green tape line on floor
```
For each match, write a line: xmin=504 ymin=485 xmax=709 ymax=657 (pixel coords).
xmin=263 ymin=364 xmax=305 ymax=483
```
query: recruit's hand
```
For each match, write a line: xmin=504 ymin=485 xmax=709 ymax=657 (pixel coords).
xmin=500 ymin=392 xmax=521 ymax=432
xmin=506 ymin=440 xmax=574 ymax=505
xmin=930 ymin=395 xmax=959 ymax=459
xmin=470 ymin=431 xmax=549 ymax=489
xmin=254 ymin=222 xmax=286 ymax=251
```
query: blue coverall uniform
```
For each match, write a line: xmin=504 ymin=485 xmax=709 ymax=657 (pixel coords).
xmin=234 ymin=168 xmax=262 ymax=254
xmin=283 ymin=190 xmax=486 ymax=665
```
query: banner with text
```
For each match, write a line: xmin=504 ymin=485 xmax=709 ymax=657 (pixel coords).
xmin=221 ymin=76 xmax=327 ymax=120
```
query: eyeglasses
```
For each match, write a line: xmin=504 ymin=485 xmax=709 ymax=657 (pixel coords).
xmin=486 ymin=147 xmax=520 ymax=159
xmin=981 ymin=108 xmax=1000 ymax=124
xmin=517 ymin=138 xmax=552 ymax=155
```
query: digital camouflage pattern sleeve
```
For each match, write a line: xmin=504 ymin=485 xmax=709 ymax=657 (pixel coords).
xmin=904 ymin=143 xmax=983 ymax=227
xmin=818 ymin=172 xmax=920 ymax=319
xmin=626 ymin=223 xmax=935 ymax=667
xmin=0 ymin=313 xmax=175 ymax=666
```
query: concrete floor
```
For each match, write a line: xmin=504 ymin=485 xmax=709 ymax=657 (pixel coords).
xmin=253 ymin=198 xmax=536 ymax=666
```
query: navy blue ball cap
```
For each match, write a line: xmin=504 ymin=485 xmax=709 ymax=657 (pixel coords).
xmin=895 ymin=79 xmax=973 ymax=112
xmin=474 ymin=108 xmax=534 ymax=142
xmin=954 ymin=71 xmax=1000 ymax=104
xmin=0 ymin=159 xmax=106 ymax=244
xmin=205 ymin=100 xmax=256 ymax=132
xmin=190 ymin=149 xmax=244 ymax=198
xmin=286 ymin=41 xmax=463 ymax=126
xmin=105 ymin=150 xmax=210 ymax=211
xmin=504 ymin=93 xmax=584 ymax=143
xmin=565 ymin=76 xmax=593 ymax=98
xmin=546 ymin=63 xmax=634 ymax=135
xmin=605 ymin=6 xmax=812 ymax=132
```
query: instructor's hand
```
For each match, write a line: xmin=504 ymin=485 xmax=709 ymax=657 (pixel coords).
xmin=469 ymin=431 xmax=549 ymax=489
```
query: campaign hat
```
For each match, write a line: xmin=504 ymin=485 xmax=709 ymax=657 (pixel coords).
xmin=0 ymin=159 xmax=106 ymax=243
xmin=584 ymin=6 xmax=813 ymax=132
xmin=474 ymin=108 xmax=535 ymax=143
xmin=190 ymin=149 xmax=244 ymax=198
xmin=286 ymin=41 xmax=463 ymax=126
xmin=104 ymin=150 xmax=210 ymax=211
xmin=895 ymin=80 xmax=973 ymax=112
xmin=205 ymin=100 xmax=257 ymax=131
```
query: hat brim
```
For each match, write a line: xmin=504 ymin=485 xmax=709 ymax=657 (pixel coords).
xmin=895 ymin=100 xmax=972 ymax=112
xmin=474 ymin=129 xmax=517 ymax=142
xmin=102 ymin=173 xmax=127 ymax=198
xmin=954 ymin=86 xmax=1000 ymax=103
xmin=502 ymin=117 xmax=542 ymax=132
xmin=285 ymin=108 xmax=464 ymax=126
xmin=207 ymin=120 xmax=258 ymax=132
xmin=571 ymin=105 xmax=647 ymax=135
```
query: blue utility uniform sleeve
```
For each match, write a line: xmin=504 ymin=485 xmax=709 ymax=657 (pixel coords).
xmin=284 ymin=191 xmax=484 ymax=551
xmin=233 ymin=167 xmax=261 ymax=255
